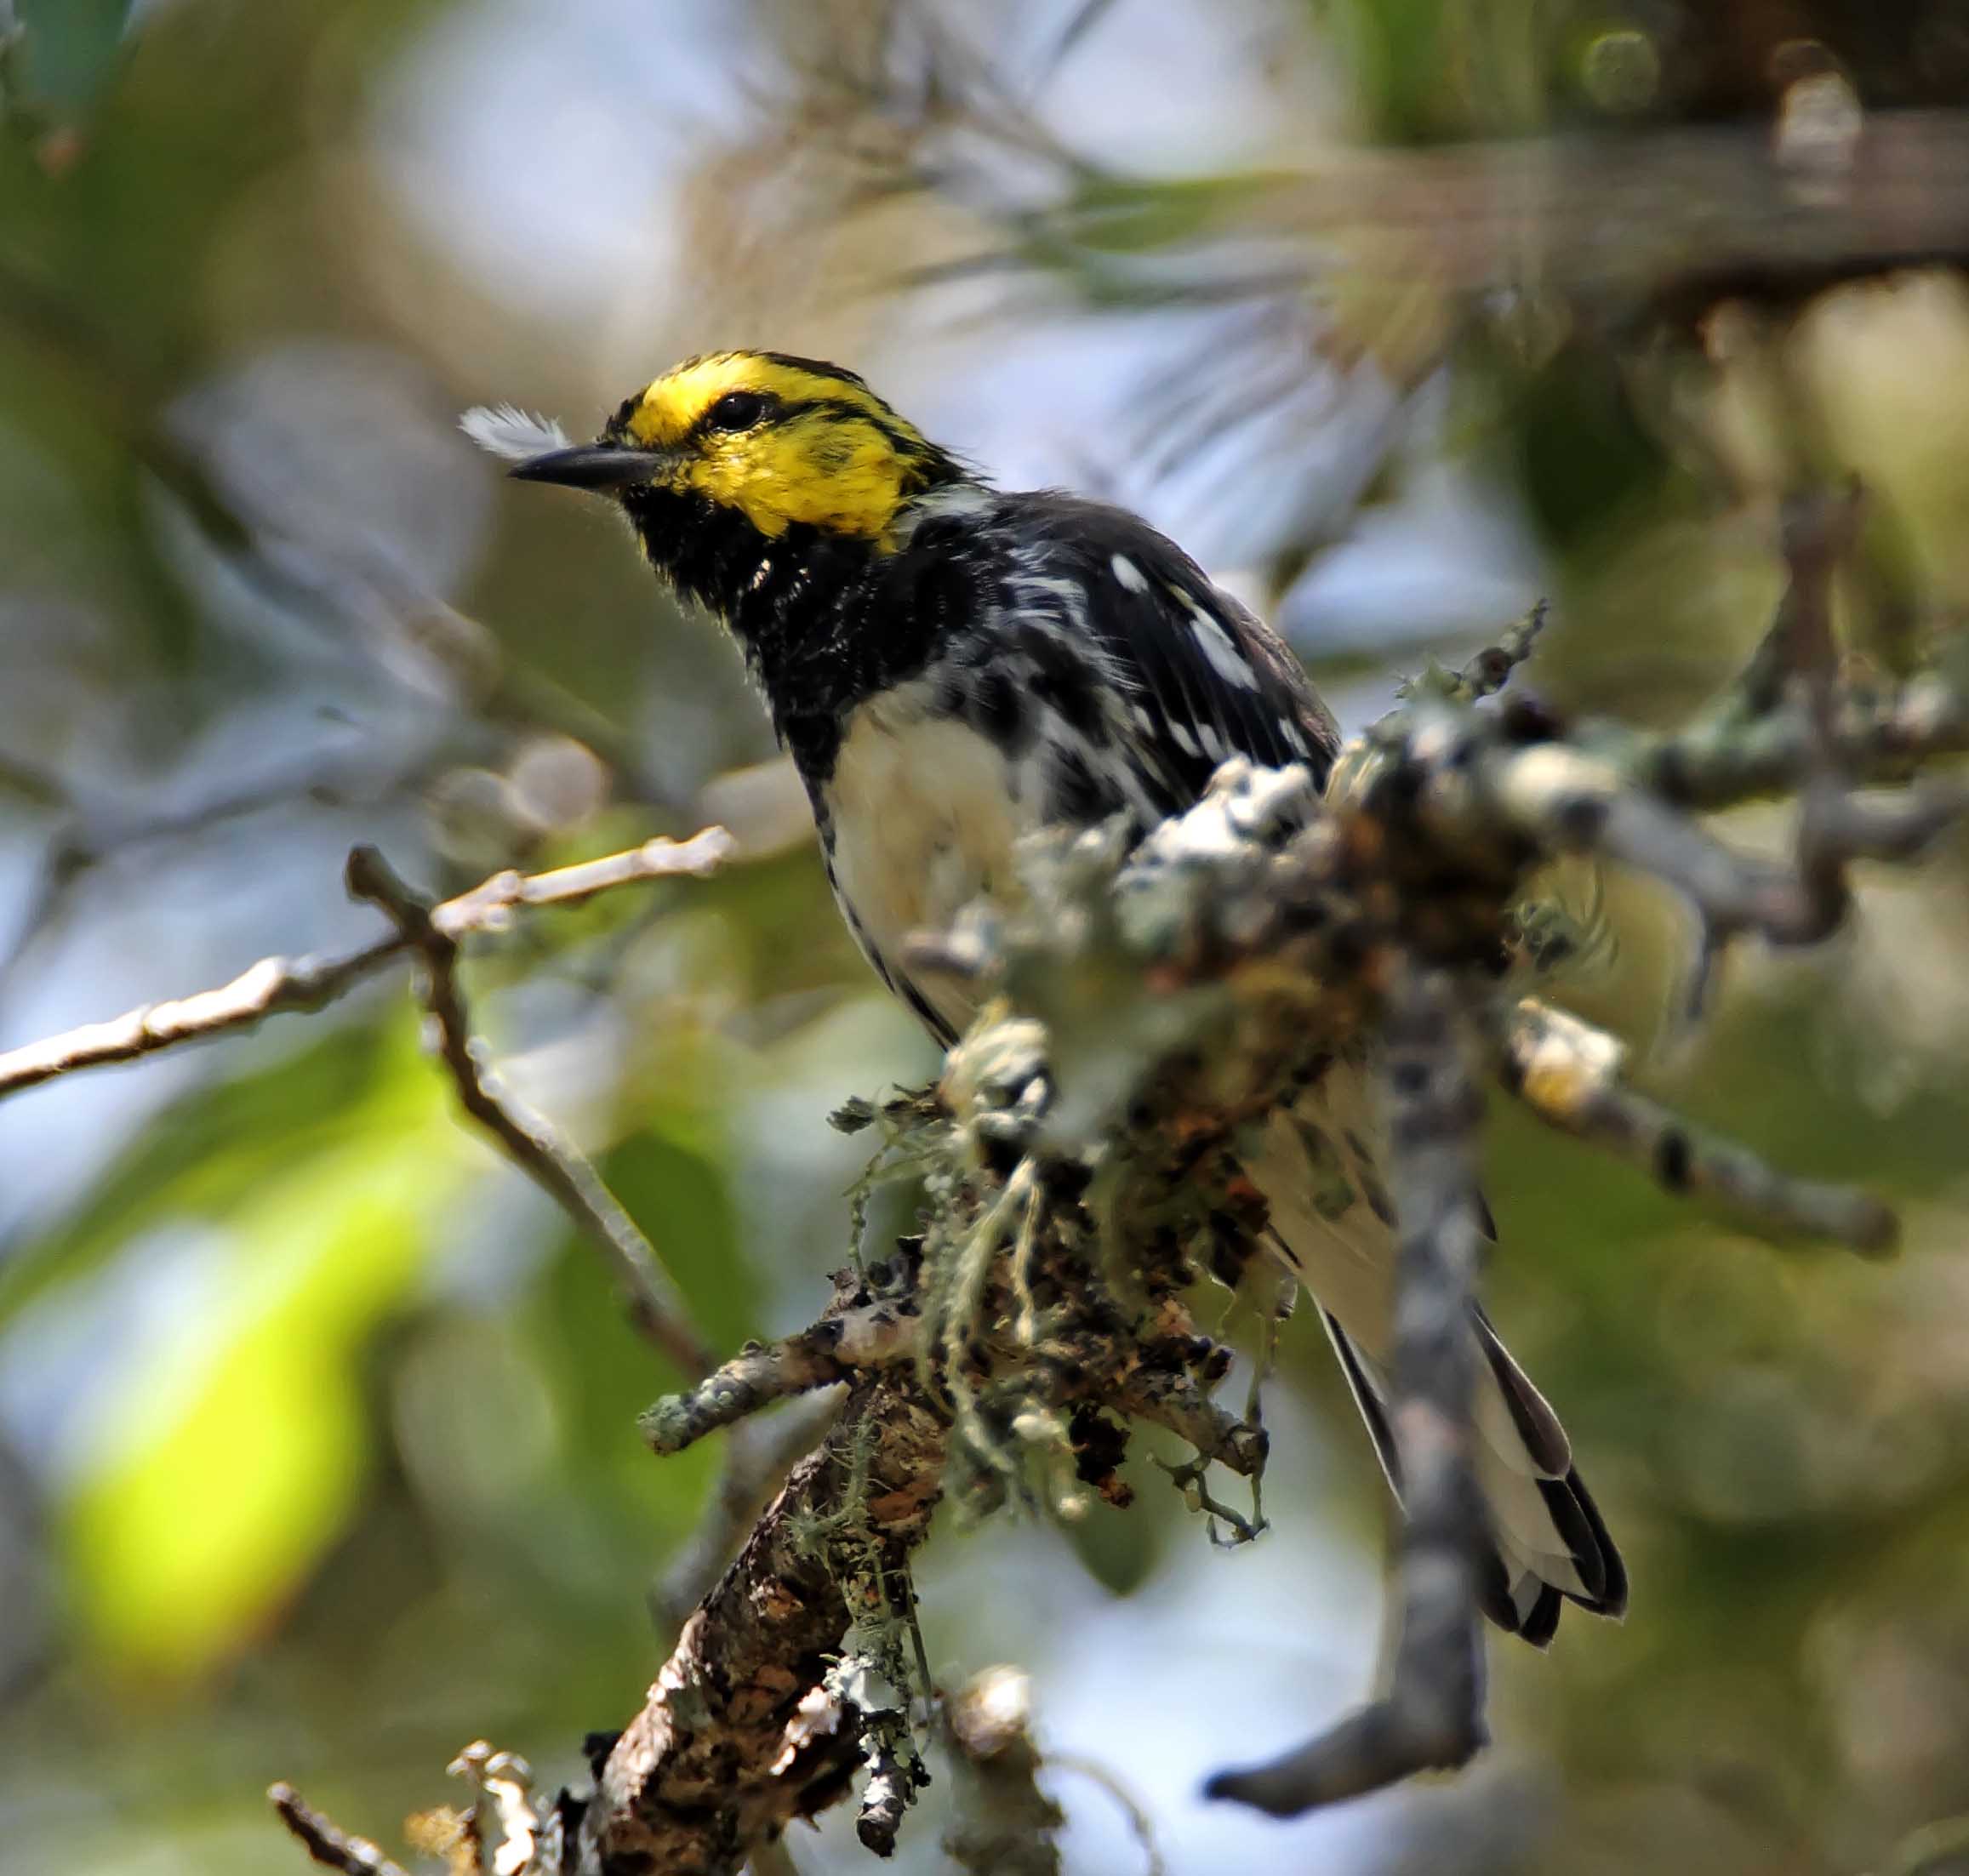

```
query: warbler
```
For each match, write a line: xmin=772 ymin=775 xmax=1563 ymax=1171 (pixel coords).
xmin=477 ymin=350 xmax=1625 ymax=1644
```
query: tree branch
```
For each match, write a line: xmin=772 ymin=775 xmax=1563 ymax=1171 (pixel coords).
xmin=344 ymin=845 xmax=720 ymax=1380
xmin=1496 ymin=996 xmax=1896 ymax=1252
xmin=639 ymin=1279 xmax=923 ymax=1457
xmin=269 ymin=1784 xmax=414 ymax=1876
xmin=0 ymin=827 xmax=733 ymax=1102
xmin=1206 ymin=963 xmax=1487 ymax=1814
xmin=579 ymin=1375 xmax=950 ymax=1875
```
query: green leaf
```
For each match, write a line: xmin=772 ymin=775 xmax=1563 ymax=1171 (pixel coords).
xmin=59 ymin=1108 xmax=481 ymax=1673
xmin=3 ymin=1014 xmax=492 ymax=1674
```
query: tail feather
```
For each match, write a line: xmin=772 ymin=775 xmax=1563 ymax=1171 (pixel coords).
xmin=1255 ymin=1083 xmax=1627 ymax=1647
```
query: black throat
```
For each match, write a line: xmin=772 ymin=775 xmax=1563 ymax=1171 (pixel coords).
xmin=619 ymin=484 xmax=981 ymax=785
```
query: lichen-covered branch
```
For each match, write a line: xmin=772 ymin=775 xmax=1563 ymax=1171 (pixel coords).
xmin=578 ymin=1374 xmax=950 ymax=1875
xmin=639 ymin=1273 xmax=924 ymax=1457
xmin=653 ymin=1400 xmax=842 ymax=1628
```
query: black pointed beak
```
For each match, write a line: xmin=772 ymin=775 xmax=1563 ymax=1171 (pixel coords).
xmin=510 ymin=444 xmax=671 ymax=491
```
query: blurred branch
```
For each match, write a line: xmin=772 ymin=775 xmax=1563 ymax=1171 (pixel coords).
xmin=269 ymin=1783 xmax=412 ymax=1876
xmin=1495 ymin=995 xmax=1895 ymax=1248
xmin=933 ymin=105 xmax=1969 ymax=328
xmin=1883 ymin=1815 xmax=1969 ymax=1876
xmin=0 ymin=827 xmax=733 ymax=1102
xmin=345 ymin=844 xmax=719 ymax=1380
xmin=943 ymin=1668 xmax=1065 ymax=1876
xmin=1207 ymin=965 xmax=1487 ymax=1814
xmin=1042 ymin=1753 xmax=1165 ymax=1876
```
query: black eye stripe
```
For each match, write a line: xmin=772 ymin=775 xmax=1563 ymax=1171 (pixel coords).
xmin=687 ymin=388 xmax=936 ymax=460
xmin=775 ymin=397 xmax=934 ymax=459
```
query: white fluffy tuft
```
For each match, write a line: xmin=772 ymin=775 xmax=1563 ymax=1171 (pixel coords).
xmin=459 ymin=403 xmax=573 ymax=463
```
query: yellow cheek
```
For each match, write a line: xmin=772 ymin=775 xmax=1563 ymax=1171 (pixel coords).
xmin=695 ymin=436 xmax=906 ymax=540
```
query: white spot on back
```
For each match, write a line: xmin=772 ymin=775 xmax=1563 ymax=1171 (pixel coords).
xmin=1013 ymin=574 xmax=1093 ymax=630
xmin=913 ymin=482 xmax=997 ymax=518
xmin=1180 ymin=592 xmax=1260 ymax=690
xmin=1168 ymin=721 xmax=1201 ymax=758
xmin=1110 ymin=553 xmax=1147 ymax=593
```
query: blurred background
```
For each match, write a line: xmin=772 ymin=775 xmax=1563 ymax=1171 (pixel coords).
xmin=3 ymin=2 xmax=1969 ymax=1872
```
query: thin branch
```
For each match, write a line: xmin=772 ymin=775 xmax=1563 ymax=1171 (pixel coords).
xmin=1109 ymin=1356 xmax=1266 ymax=1479
xmin=1613 ymin=670 xmax=1969 ymax=812
xmin=1495 ymin=997 xmax=1896 ymax=1252
xmin=268 ymin=1784 xmax=413 ymax=1876
xmin=429 ymin=830 xmax=734 ymax=937
xmin=1043 ymin=1755 xmax=1166 ymax=1876
xmin=1207 ymin=963 xmax=1487 ymax=1815
xmin=640 ymin=1286 xmax=922 ymax=1457
xmin=1452 ymin=601 xmax=1549 ymax=703
xmin=0 ymin=937 xmax=402 ymax=1098
xmin=0 ymin=827 xmax=733 ymax=1103
xmin=345 ymin=844 xmax=718 ymax=1380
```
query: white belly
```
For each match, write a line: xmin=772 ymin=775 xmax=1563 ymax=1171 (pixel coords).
xmin=823 ymin=685 xmax=1033 ymax=1035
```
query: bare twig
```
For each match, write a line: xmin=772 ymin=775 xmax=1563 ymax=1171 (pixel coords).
xmin=1044 ymin=1754 xmax=1166 ymax=1876
xmin=1207 ymin=964 xmax=1487 ymax=1814
xmin=1496 ymin=998 xmax=1896 ymax=1252
xmin=940 ymin=107 xmax=1969 ymax=322
xmin=269 ymin=1783 xmax=413 ymax=1876
xmin=0 ymin=937 xmax=402 ymax=1098
xmin=0 ymin=827 xmax=733 ymax=1102
xmin=345 ymin=844 xmax=718 ymax=1379
xmin=429 ymin=830 xmax=734 ymax=937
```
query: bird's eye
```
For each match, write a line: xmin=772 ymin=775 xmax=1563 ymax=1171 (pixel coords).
xmin=705 ymin=390 xmax=771 ymax=433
